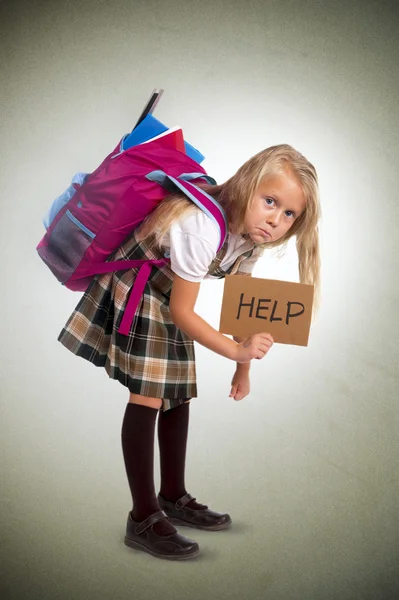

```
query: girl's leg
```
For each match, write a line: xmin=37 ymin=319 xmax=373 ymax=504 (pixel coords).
xmin=121 ymin=393 xmax=176 ymax=535
xmin=128 ymin=393 xmax=162 ymax=409
xmin=157 ymin=401 xmax=232 ymax=531
xmin=157 ymin=400 xmax=205 ymax=510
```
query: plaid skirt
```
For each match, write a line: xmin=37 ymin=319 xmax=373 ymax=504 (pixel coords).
xmin=58 ymin=229 xmax=200 ymax=411
xmin=58 ymin=227 xmax=254 ymax=411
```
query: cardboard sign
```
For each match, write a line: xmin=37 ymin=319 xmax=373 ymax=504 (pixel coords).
xmin=219 ymin=275 xmax=314 ymax=346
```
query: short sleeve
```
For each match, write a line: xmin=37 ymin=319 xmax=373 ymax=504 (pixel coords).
xmin=168 ymin=210 xmax=220 ymax=282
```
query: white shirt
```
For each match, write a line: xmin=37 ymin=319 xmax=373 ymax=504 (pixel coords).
xmin=161 ymin=210 xmax=262 ymax=282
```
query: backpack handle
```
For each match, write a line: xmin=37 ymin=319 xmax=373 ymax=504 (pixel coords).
xmin=178 ymin=173 xmax=217 ymax=185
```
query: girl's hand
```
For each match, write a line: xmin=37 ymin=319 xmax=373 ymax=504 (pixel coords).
xmin=234 ymin=333 xmax=274 ymax=363
xmin=229 ymin=370 xmax=250 ymax=401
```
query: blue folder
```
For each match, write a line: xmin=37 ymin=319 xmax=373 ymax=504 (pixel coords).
xmin=122 ymin=113 xmax=205 ymax=164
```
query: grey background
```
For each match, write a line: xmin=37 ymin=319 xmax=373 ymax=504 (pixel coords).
xmin=1 ymin=0 xmax=398 ymax=599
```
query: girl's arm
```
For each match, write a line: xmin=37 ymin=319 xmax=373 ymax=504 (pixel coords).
xmin=232 ymin=273 xmax=252 ymax=372
xmin=233 ymin=337 xmax=251 ymax=372
xmin=169 ymin=274 xmax=239 ymax=361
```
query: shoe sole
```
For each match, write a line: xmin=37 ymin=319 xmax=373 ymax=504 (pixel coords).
xmin=168 ymin=517 xmax=232 ymax=531
xmin=124 ymin=536 xmax=200 ymax=560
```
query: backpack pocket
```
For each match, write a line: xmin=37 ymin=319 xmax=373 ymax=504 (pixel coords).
xmin=42 ymin=172 xmax=89 ymax=229
xmin=38 ymin=209 xmax=96 ymax=283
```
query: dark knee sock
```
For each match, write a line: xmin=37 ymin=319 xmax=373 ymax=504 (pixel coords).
xmin=158 ymin=402 xmax=205 ymax=510
xmin=121 ymin=403 xmax=176 ymax=535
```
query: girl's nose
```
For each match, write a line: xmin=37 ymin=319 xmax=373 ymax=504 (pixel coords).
xmin=267 ymin=210 xmax=281 ymax=227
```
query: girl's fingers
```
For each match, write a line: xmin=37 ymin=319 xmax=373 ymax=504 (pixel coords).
xmin=253 ymin=338 xmax=273 ymax=350
xmin=259 ymin=333 xmax=274 ymax=344
xmin=255 ymin=343 xmax=272 ymax=358
xmin=234 ymin=387 xmax=243 ymax=400
xmin=258 ymin=343 xmax=272 ymax=353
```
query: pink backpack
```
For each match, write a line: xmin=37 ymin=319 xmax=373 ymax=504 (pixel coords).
xmin=37 ymin=139 xmax=227 ymax=334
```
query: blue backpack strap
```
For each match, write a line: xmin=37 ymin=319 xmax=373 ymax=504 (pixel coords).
xmin=178 ymin=172 xmax=217 ymax=185
xmin=146 ymin=170 xmax=227 ymax=251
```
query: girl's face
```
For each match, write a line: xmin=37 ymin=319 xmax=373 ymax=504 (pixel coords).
xmin=243 ymin=169 xmax=306 ymax=244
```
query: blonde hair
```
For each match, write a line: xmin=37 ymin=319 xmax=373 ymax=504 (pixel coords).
xmin=138 ymin=144 xmax=321 ymax=312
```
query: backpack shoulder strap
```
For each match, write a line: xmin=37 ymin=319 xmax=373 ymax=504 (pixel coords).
xmin=146 ymin=170 xmax=227 ymax=252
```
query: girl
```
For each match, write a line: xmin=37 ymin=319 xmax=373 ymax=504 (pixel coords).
xmin=58 ymin=143 xmax=321 ymax=561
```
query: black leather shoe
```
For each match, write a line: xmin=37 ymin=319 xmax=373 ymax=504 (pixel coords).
xmin=158 ymin=493 xmax=232 ymax=531
xmin=124 ymin=509 xmax=200 ymax=560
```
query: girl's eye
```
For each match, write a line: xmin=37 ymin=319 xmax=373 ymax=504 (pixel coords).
xmin=285 ymin=210 xmax=295 ymax=218
xmin=265 ymin=197 xmax=275 ymax=206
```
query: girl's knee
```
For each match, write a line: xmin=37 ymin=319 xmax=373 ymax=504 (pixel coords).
xmin=129 ymin=393 xmax=162 ymax=410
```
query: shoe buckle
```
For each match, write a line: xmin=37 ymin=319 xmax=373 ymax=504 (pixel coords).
xmin=175 ymin=493 xmax=194 ymax=511
xmin=135 ymin=510 xmax=167 ymax=535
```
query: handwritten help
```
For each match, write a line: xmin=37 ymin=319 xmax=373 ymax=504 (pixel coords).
xmin=236 ymin=294 xmax=305 ymax=325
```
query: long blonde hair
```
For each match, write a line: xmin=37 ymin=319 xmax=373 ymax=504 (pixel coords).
xmin=138 ymin=144 xmax=321 ymax=311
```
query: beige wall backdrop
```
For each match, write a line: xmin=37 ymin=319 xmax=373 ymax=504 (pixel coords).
xmin=1 ymin=1 xmax=398 ymax=599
